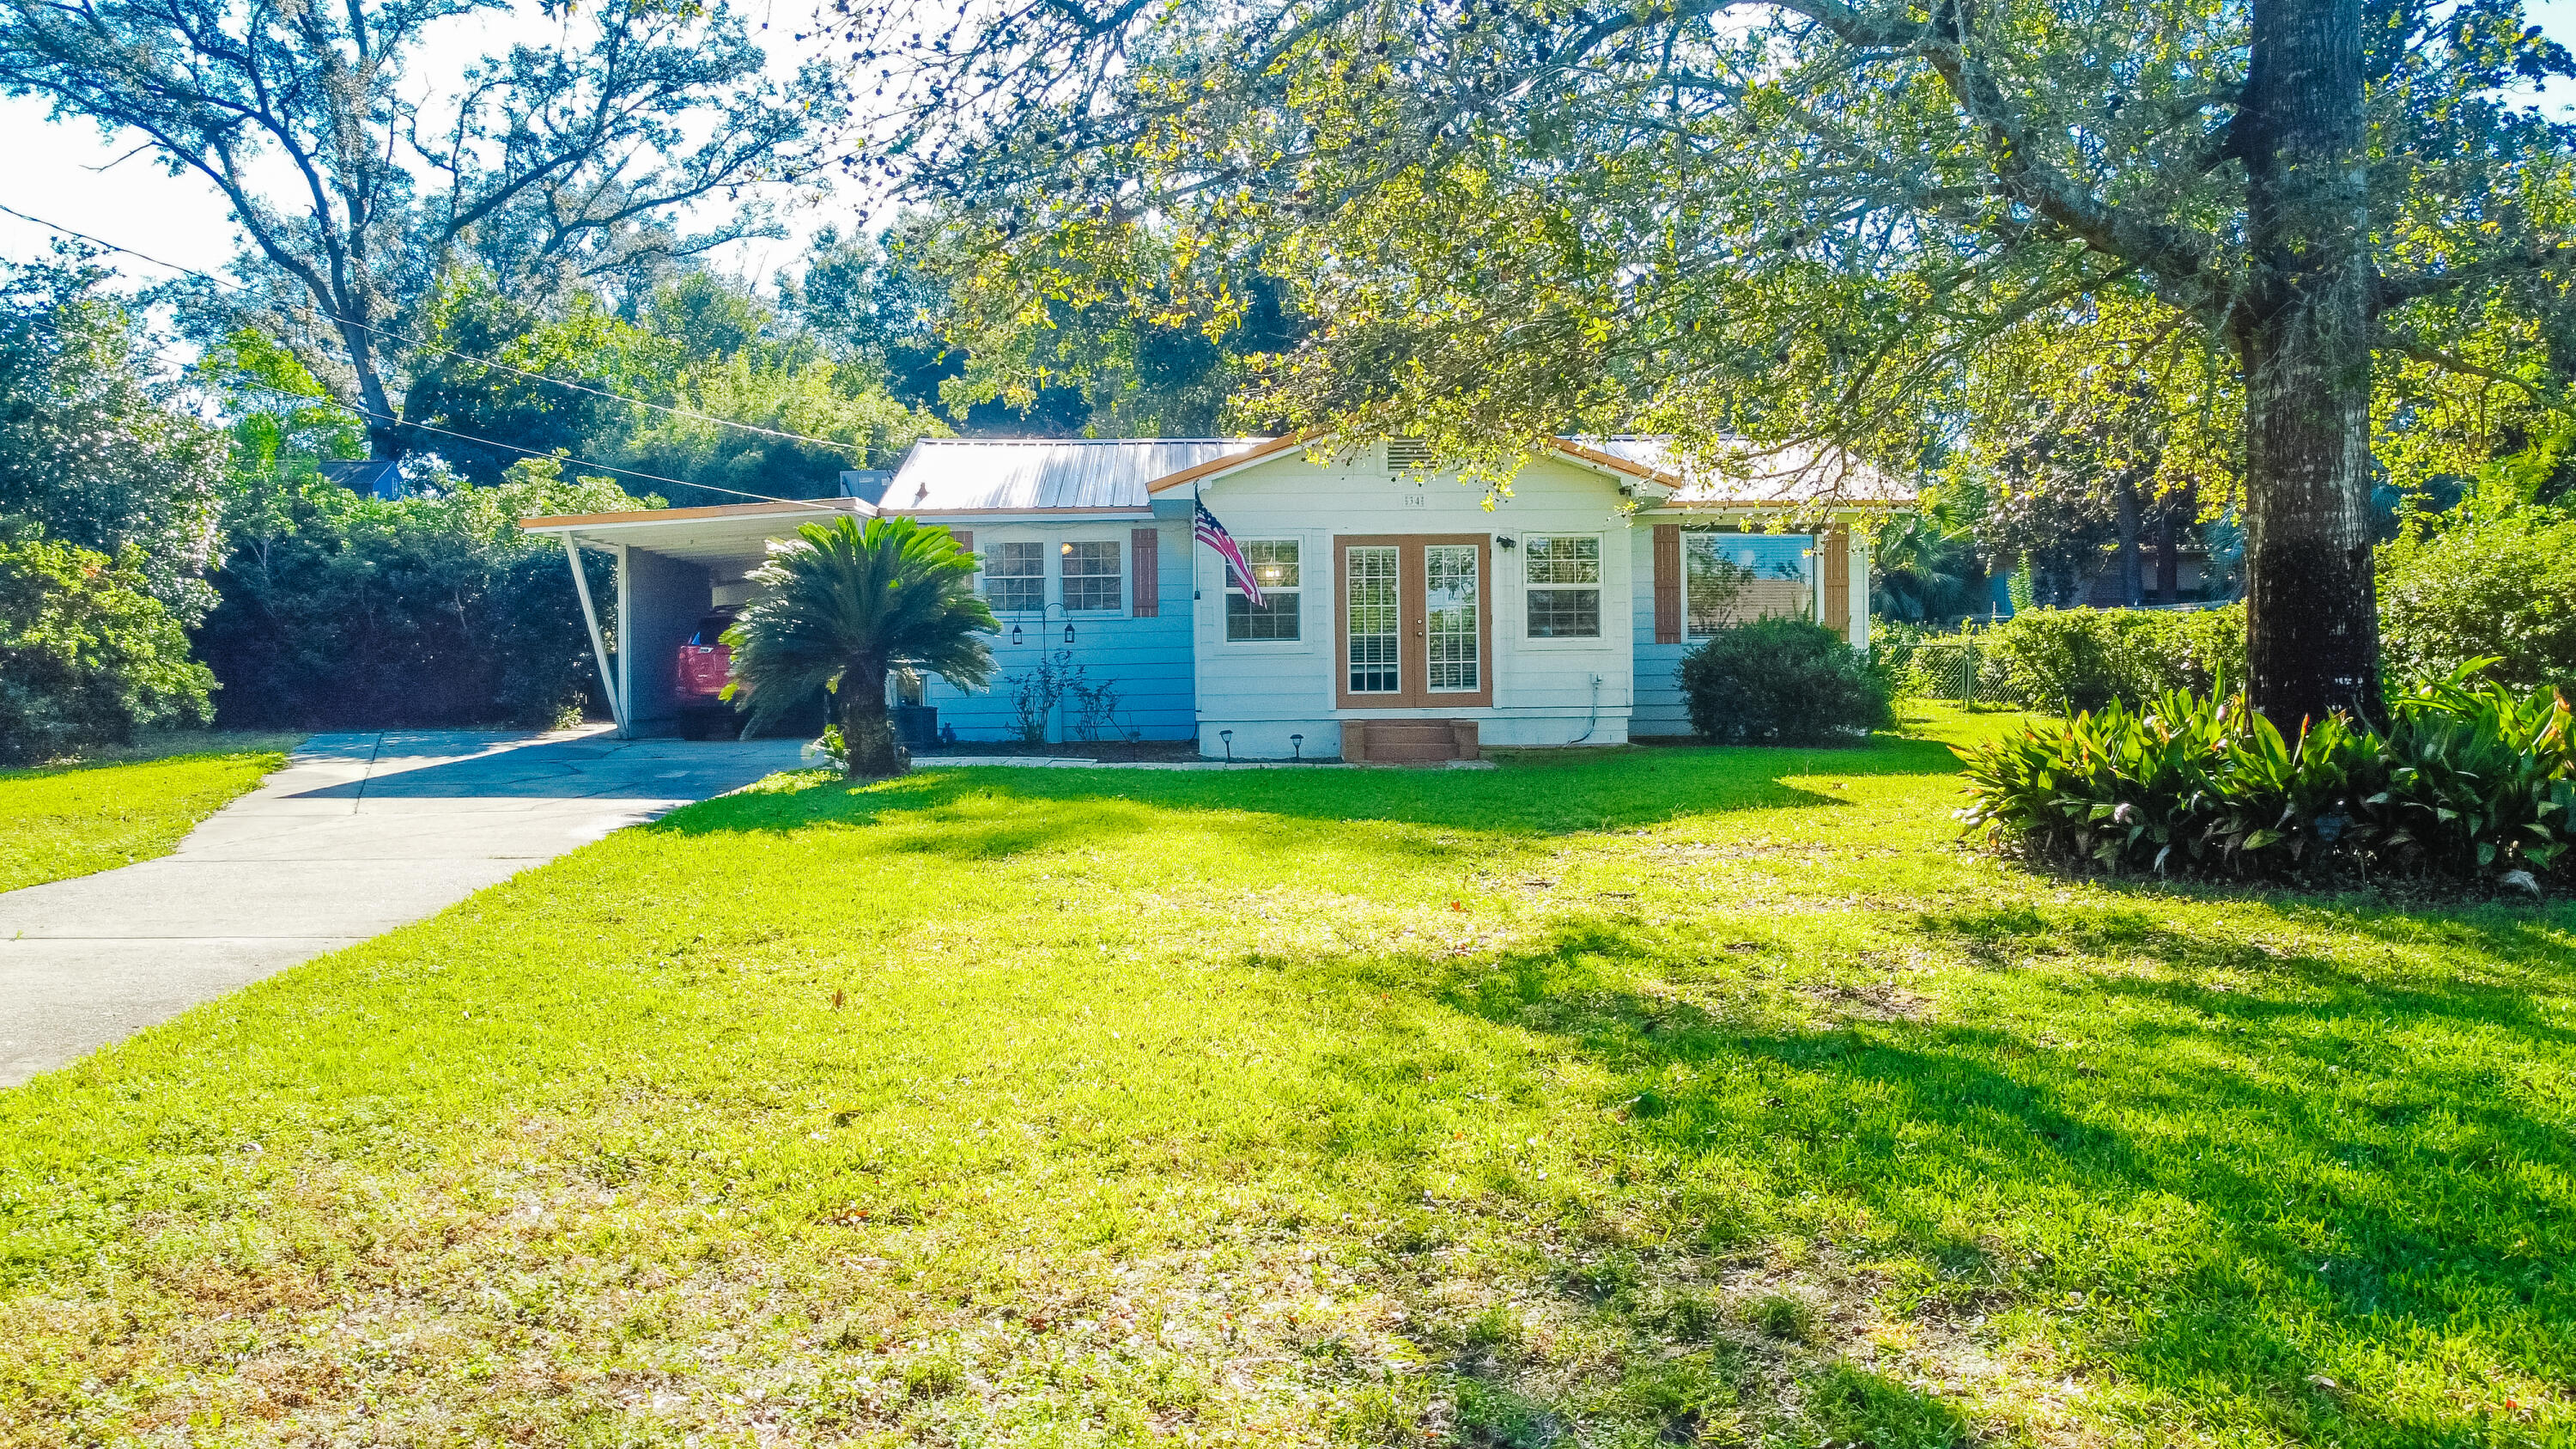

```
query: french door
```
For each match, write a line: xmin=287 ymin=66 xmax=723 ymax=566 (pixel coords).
xmin=1334 ymin=534 xmax=1494 ymax=709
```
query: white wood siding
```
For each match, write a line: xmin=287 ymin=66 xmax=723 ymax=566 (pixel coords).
xmin=1189 ymin=453 xmax=1637 ymax=758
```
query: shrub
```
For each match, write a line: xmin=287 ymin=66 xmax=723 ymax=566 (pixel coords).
xmin=1680 ymin=616 xmax=1893 ymax=745
xmin=1956 ymin=670 xmax=2576 ymax=885
xmin=2378 ymin=513 xmax=2576 ymax=695
xmin=0 ymin=522 xmax=214 ymax=764
xmin=1979 ymin=604 xmax=2245 ymax=714
xmin=192 ymin=460 xmax=647 ymax=729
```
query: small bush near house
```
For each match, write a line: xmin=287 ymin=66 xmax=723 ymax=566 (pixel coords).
xmin=2378 ymin=513 xmax=2576 ymax=696
xmin=1680 ymin=616 xmax=1893 ymax=745
xmin=1957 ymin=670 xmax=2576 ymax=886
xmin=192 ymin=460 xmax=646 ymax=729
xmin=0 ymin=523 xmax=214 ymax=764
xmin=1978 ymin=604 xmax=2245 ymax=714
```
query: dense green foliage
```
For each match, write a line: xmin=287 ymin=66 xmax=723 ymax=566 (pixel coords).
xmin=0 ymin=526 xmax=215 ymax=765
xmin=0 ymin=259 xmax=230 ymax=623
xmin=724 ymin=516 xmax=997 ymax=774
xmin=0 ymin=737 xmax=297 ymax=892
xmin=1680 ymin=617 xmax=1893 ymax=745
xmin=191 ymin=461 xmax=645 ymax=730
xmin=1959 ymin=674 xmax=2576 ymax=884
xmin=0 ymin=0 xmax=836 ymax=464
xmin=6 ymin=715 xmax=2574 ymax=1443
xmin=2378 ymin=511 xmax=2576 ymax=696
xmin=1978 ymin=604 xmax=2248 ymax=714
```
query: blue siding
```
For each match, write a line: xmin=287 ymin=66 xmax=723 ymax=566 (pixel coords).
xmin=923 ymin=519 xmax=1198 ymax=743
xmin=1631 ymin=530 xmax=1814 ymax=738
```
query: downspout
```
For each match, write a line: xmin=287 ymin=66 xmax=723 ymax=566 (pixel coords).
xmin=563 ymin=534 xmax=625 ymax=735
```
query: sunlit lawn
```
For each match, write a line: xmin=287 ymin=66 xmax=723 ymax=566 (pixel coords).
xmin=0 ymin=734 xmax=303 ymax=893
xmin=2 ymin=706 xmax=2569 ymax=1446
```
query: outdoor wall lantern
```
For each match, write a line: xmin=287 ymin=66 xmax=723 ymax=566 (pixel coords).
xmin=1219 ymin=729 xmax=1235 ymax=763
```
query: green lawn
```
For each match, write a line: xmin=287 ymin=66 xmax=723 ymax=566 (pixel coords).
xmin=3 ymin=708 xmax=2570 ymax=1446
xmin=0 ymin=734 xmax=304 ymax=893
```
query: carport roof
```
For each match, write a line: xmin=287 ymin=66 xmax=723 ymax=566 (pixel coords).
xmin=518 ymin=496 xmax=870 ymax=568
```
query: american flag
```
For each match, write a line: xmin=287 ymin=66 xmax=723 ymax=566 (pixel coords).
xmin=1194 ymin=502 xmax=1262 ymax=606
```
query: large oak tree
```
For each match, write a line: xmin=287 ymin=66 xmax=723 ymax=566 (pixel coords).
xmin=841 ymin=0 xmax=2576 ymax=724
xmin=2 ymin=0 xmax=841 ymax=463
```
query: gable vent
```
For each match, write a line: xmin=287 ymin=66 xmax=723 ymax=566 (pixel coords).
xmin=1385 ymin=437 xmax=1437 ymax=470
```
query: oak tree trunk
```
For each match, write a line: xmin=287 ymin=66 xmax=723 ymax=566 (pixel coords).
xmin=2114 ymin=477 xmax=2145 ymax=607
xmin=840 ymin=658 xmax=908 ymax=777
xmin=2235 ymin=0 xmax=2381 ymax=725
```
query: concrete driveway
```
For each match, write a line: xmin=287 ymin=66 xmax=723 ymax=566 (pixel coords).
xmin=0 ymin=727 xmax=807 ymax=1087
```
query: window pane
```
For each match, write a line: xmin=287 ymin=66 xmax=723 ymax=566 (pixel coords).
xmin=1237 ymin=538 xmax=1300 ymax=590
xmin=1425 ymin=545 xmax=1479 ymax=691
xmin=987 ymin=540 xmax=1045 ymax=613
xmin=1524 ymin=535 xmax=1599 ymax=585
xmin=1062 ymin=539 xmax=1121 ymax=612
xmin=1526 ymin=588 xmax=1600 ymax=638
xmin=1346 ymin=546 xmax=1401 ymax=692
xmin=1226 ymin=591 xmax=1301 ymax=641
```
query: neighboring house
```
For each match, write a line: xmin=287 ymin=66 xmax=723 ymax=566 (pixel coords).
xmin=519 ymin=435 xmax=1911 ymax=760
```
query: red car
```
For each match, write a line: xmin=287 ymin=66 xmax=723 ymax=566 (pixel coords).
xmin=674 ymin=608 xmax=738 ymax=740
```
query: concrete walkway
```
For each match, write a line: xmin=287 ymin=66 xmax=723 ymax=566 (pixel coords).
xmin=0 ymin=727 xmax=806 ymax=1087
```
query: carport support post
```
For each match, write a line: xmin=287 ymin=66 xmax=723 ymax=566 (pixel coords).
xmin=562 ymin=535 xmax=627 ymax=736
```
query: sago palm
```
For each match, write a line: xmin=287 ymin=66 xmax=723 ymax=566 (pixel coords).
xmin=724 ymin=515 xmax=997 ymax=776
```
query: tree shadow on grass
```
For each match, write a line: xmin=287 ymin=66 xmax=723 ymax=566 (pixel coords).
xmin=1344 ymin=909 xmax=2576 ymax=1445
xmin=647 ymin=734 xmax=1971 ymax=848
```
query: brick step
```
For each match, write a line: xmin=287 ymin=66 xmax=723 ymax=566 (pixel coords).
xmin=1342 ymin=719 xmax=1479 ymax=764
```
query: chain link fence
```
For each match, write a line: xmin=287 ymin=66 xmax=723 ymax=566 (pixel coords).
xmin=1877 ymin=631 xmax=2014 ymax=707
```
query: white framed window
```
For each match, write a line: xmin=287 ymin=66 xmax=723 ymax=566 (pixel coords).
xmin=987 ymin=541 xmax=1046 ymax=614
xmin=1061 ymin=539 xmax=1122 ymax=612
xmin=1225 ymin=539 xmax=1301 ymax=641
xmin=1523 ymin=534 xmax=1601 ymax=638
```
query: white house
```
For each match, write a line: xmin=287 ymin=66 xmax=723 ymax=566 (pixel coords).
xmin=519 ymin=435 xmax=1912 ymax=761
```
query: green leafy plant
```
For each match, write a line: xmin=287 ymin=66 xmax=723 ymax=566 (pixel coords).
xmin=0 ymin=522 xmax=215 ymax=764
xmin=723 ymin=516 xmax=997 ymax=777
xmin=192 ymin=459 xmax=643 ymax=728
xmin=1680 ymin=616 xmax=1893 ymax=746
xmin=2377 ymin=513 xmax=2576 ymax=697
xmin=1977 ymin=605 xmax=2245 ymax=715
xmin=1957 ymin=667 xmax=2576 ymax=885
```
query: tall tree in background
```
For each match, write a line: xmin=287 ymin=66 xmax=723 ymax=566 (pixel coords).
xmin=0 ymin=0 xmax=839 ymax=463
xmin=843 ymin=0 xmax=2576 ymax=724
xmin=0 ymin=255 xmax=229 ymax=621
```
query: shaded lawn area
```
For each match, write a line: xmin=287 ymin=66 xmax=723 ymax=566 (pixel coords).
xmin=0 ymin=733 xmax=303 ymax=893
xmin=3 ymin=707 xmax=2571 ymax=1446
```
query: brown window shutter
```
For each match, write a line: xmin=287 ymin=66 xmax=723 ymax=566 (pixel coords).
xmin=950 ymin=528 xmax=973 ymax=558
xmin=1652 ymin=524 xmax=1682 ymax=644
xmin=1130 ymin=527 xmax=1159 ymax=617
xmin=1821 ymin=527 xmax=1850 ymax=633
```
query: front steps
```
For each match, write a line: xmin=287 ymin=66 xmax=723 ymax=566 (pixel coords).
xmin=1341 ymin=719 xmax=1480 ymax=764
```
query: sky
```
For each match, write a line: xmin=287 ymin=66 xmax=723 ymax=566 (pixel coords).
xmin=0 ymin=2 xmax=852 ymax=292
xmin=5 ymin=0 xmax=2576 ymax=308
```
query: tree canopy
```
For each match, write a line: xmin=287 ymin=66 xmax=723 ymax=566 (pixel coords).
xmin=838 ymin=0 xmax=2576 ymax=719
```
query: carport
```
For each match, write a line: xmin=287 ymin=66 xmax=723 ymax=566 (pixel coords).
xmin=518 ymin=498 xmax=872 ymax=737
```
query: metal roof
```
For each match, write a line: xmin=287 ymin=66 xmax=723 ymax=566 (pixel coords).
xmin=884 ymin=438 xmax=1273 ymax=514
xmin=1576 ymin=436 xmax=1915 ymax=506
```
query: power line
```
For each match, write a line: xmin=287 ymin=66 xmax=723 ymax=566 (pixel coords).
xmin=0 ymin=201 xmax=876 ymax=460
xmin=136 ymin=325 xmax=860 ymax=514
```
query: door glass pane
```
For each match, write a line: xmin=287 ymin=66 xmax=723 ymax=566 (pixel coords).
xmin=1346 ymin=546 xmax=1401 ymax=693
xmin=1425 ymin=545 xmax=1479 ymax=691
